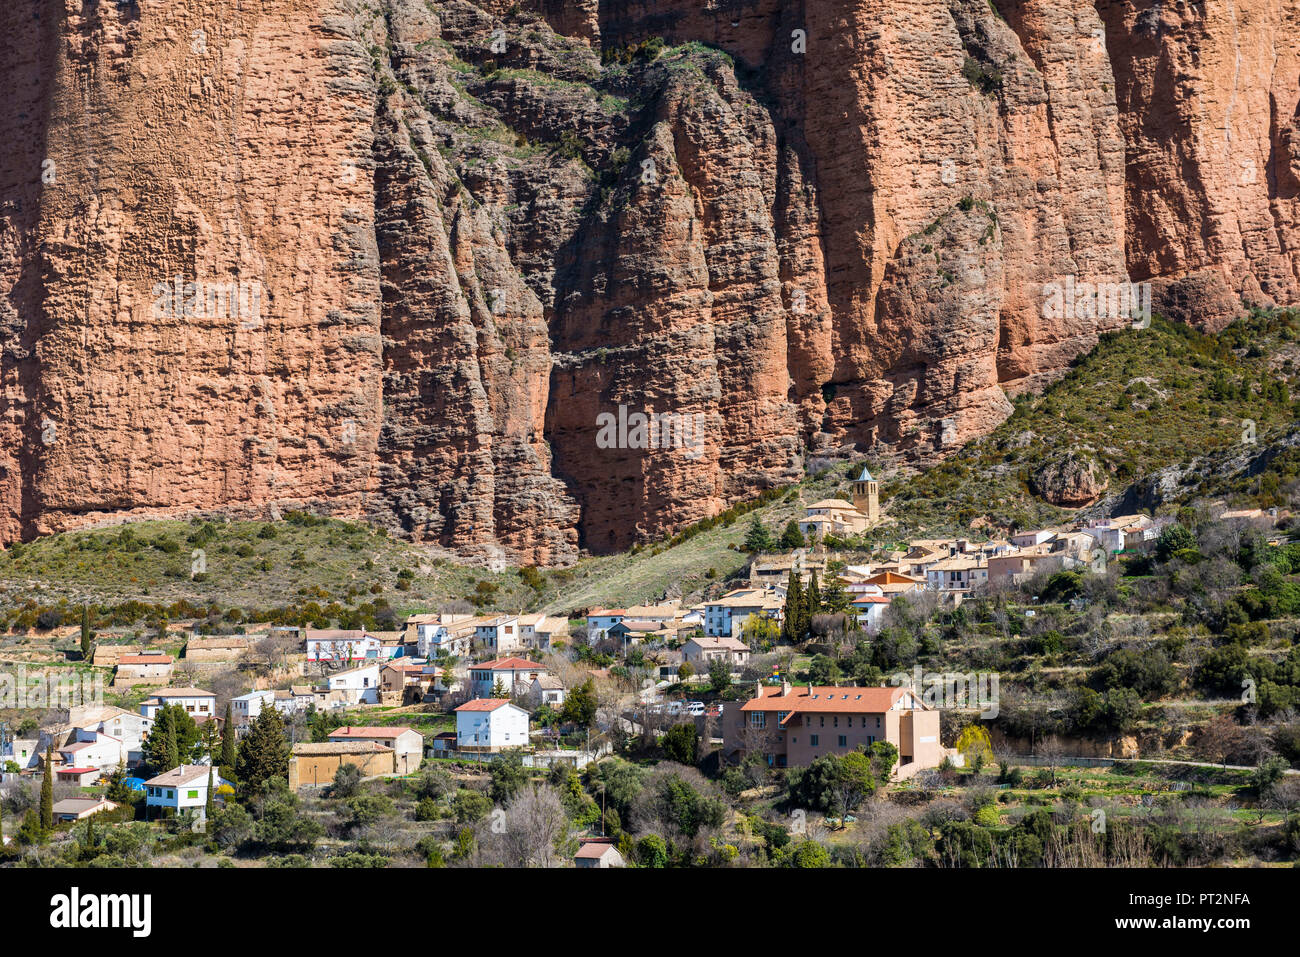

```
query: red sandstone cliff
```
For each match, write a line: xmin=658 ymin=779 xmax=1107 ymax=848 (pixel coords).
xmin=1 ymin=0 xmax=1296 ymax=560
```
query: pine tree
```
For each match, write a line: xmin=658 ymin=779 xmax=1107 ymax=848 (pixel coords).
xmin=781 ymin=571 xmax=805 ymax=644
xmin=235 ymin=707 xmax=290 ymax=796
xmin=165 ymin=722 xmax=180 ymax=771
xmin=822 ymin=575 xmax=851 ymax=615
xmin=780 ymin=520 xmax=806 ymax=551
xmin=743 ymin=516 xmax=773 ymax=553
xmin=40 ymin=745 xmax=54 ymax=831
xmin=220 ymin=703 xmax=237 ymax=773
xmin=79 ymin=605 xmax=93 ymax=661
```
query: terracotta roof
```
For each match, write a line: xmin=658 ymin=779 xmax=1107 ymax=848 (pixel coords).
xmin=57 ymin=767 xmax=99 ymax=775
xmin=588 ymin=609 xmax=627 ymax=617
xmin=740 ymin=685 xmax=910 ymax=715
xmin=52 ymin=798 xmax=116 ymax=814
xmin=472 ymin=657 xmax=543 ymax=672
xmin=865 ymin=572 xmax=923 ymax=585
xmin=688 ymin=635 xmax=749 ymax=650
xmin=575 ymin=840 xmax=620 ymax=860
xmin=147 ymin=687 xmax=215 ymax=699
xmin=292 ymin=741 xmax=393 ymax=755
xmin=456 ymin=699 xmax=516 ymax=713
xmin=807 ymin=498 xmax=859 ymax=510
xmin=118 ymin=654 xmax=174 ymax=665
xmin=143 ymin=764 xmax=212 ymax=788
xmin=327 ymin=726 xmax=418 ymax=740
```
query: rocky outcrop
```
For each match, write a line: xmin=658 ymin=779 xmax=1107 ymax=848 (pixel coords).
xmin=1032 ymin=451 xmax=1109 ymax=508
xmin=0 ymin=0 xmax=1296 ymax=560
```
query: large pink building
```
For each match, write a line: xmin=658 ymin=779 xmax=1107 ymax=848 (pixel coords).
xmin=724 ymin=682 xmax=945 ymax=777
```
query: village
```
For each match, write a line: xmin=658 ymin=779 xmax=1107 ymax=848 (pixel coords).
xmin=3 ymin=464 xmax=1287 ymax=868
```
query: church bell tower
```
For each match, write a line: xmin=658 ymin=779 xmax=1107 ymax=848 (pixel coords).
xmin=852 ymin=466 xmax=879 ymax=522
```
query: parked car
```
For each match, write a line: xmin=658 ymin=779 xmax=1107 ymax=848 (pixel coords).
xmin=685 ymin=701 xmax=706 ymax=716
xmin=665 ymin=701 xmax=685 ymax=716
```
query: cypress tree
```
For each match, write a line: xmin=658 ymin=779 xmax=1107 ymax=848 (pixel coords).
xmin=807 ymin=571 xmax=822 ymax=617
xmin=165 ymin=722 xmax=180 ymax=771
xmin=79 ymin=605 xmax=93 ymax=661
xmin=781 ymin=571 xmax=805 ymax=644
xmin=40 ymin=745 xmax=54 ymax=831
xmin=204 ymin=765 xmax=214 ymax=830
xmin=220 ymin=702 xmax=237 ymax=772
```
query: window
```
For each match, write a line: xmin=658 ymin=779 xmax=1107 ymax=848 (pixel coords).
xmin=819 ymin=716 xmax=824 ymax=727
xmin=838 ymin=735 xmax=847 ymax=747
xmin=833 ymin=716 xmax=839 ymax=727
xmin=749 ymin=712 xmax=767 ymax=729
xmin=187 ymin=790 xmax=198 ymax=799
xmin=166 ymin=790 xmax=174 ymax=799
xmin=810 ymin=735 xmax=819 ymax=747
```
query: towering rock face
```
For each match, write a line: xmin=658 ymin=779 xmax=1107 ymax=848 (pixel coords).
xmin=1 ymin=0 xmax=1297 ymax=560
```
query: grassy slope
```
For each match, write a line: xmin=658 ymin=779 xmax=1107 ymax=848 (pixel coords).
xmin=2 ymin=311 xmax=1297 ymax=622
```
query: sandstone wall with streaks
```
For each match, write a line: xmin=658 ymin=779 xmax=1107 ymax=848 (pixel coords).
xmin=0 ymin=0 xmax=1296 ymax=559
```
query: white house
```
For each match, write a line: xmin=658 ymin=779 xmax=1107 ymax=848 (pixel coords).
xmin=326 ymin=664 xmax=381 ymax=704
xmin=851 ymin=594 xmax=891 ymax=633
xmin=924 ymin=555 xmax=989 ymax=598
xmin=474 ymin=616 xmax=522 ymax=654
xmin=231 ymin=690 xmax=276 ymax=728
xmin=305 ymin=629 xmax=382 ymax=663
xmin=454 ymin=699 xmax=530 ymax=752
xmin=517 ymin=614 xmax=570 ymax=651
xmin=272 ymin=687 xmax=316 ymax=716
xmin=2 ymin=735 xmax=43 ymax=771
xmin=144 ymin=765 xmax=218 ymax=820
xmin=405 ymin=613 xmax=476 ymax=658
xmin=683 ymin=635 xmax=751 ymax=669
xmin=527 ymin=675 xmax=567 ymax=709
xmin=704 ymin=589 xmax=784 ymax=638
xmin=139 ymin=688 xmax=218 ymax=721
xmin=468 ymin=657 xmax=548 ymax=698
xmin=69 ymin=705 xmax=153 ymax=765
xmin=585 ymin=609 xmax=627 ymax=642
xmin=58 ymin=734 xmax=126 ymax=773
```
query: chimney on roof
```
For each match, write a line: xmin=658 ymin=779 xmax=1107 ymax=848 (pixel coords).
xmin=753 ymin=680 xmax=763 ymax=700
xmin=781 ymin=677 xmax=791 ymax=695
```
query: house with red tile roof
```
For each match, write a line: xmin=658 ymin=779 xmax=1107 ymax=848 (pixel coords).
xmin=453 ymin=699 xmax=530 ymax=752
xmin=724 ymin=681 xmax=944 ymax=776
xmin=575 ymin=838 xmax=625 ymax=868
xmin=468 ymin=657 xmax=548 ymax=698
